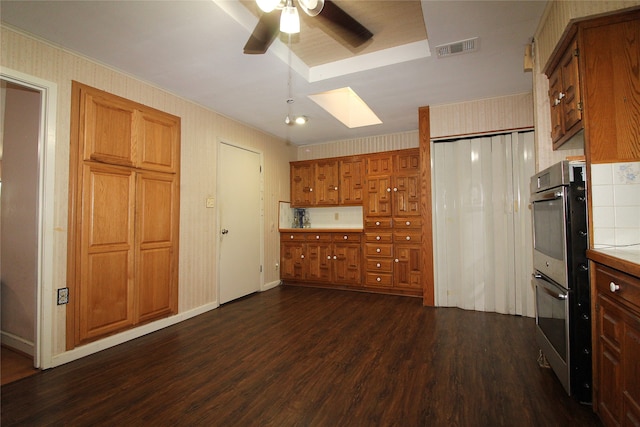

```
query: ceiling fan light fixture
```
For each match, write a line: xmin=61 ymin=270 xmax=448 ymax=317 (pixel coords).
xmin=294 ymin=115 xmax=308 ymax=125
xmin=256 ymin=0 xmax=281 ymax=13
xmin=280 ymin=2 xmax=300 ymax=34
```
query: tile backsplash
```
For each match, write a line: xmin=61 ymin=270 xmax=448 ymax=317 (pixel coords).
xmin=591 ymin=162 xmax=640 ymax=249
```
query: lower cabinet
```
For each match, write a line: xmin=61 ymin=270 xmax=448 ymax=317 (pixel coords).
xmin=280 ymin=232 xmax=362 ymax=287
xmin=593 ymin=263 xmax=640 ymax=427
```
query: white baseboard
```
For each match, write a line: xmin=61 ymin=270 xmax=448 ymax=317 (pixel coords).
xmin=1 ymin=331 xmax=35 ymax=356
xmin=48 ymin=301 xmax=219 ymax=369
xmin=262 ymin=280 xmax=281 ymax=291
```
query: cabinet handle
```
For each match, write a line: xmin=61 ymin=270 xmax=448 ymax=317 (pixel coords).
xmin=333 ymin=256 xmax=337 ymax=260
xmin=376 ymin=236 xmax=381 ymax=240
xmin=376 ymin=248 xmax=381 ymax=253
xmin=406 ymin=221 xmax=411 ymax=226
xmin=395 ymin=259 xmax=399 ymax=263
xmin=327 ymin=256 xmax=331 ymax=260
xmin=376 ymin=277 xmax=381 ymax=282
xmin=316 ymin=235 xmax=320 ymax=239
xmin=558 ymin=92 xmax=565 ymax=100
xmin=554 ymin=98 xmax=561 ymax=106
xmin=376 ymin=263 xmax=381 ymax=268
xmin=343 ymin=235 xmax=348 ymax=240
xmin=393 ymin=187 xmax=398 ymax=192
xmin=301 ymin=255 xmax=305 ymax=259
xmin=309 ymin=188 xmax=313 ymax=192
xmin=609 ymin=281 xmax=620 ymax=293
xmin=290 ymin=235 xmax=294 ymax=239
xmin=375 ymin=221 xmax=381 ymax=226
xmin=334 ymin=186 xmax=338 ymax=190
xmin=386 ymin=188 xmax=391 ymax=192
xmin=406 ymin=236 xmax=411 ymax=241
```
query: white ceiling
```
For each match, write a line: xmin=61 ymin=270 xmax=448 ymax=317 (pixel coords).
xmin=0 ymin=0 xmax=547 ymax=146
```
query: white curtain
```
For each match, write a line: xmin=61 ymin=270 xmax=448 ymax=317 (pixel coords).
xmin=432 ymin=131 xmax=535 ymax=317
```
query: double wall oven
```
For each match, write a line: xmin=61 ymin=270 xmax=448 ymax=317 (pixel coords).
xmin=530 ymin=160 xmax=591 ymax=403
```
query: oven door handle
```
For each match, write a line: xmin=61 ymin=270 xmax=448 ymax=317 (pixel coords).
xmin=533 ymin=274 xmax=568 ymax=300
xmin=531 ymin=189 xmax=563 ymax=203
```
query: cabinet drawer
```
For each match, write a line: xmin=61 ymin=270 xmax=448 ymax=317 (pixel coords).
xmin=393 ymin=231 xmax=422 ymax=243
xmin=333 ymin=233 xmax=362 ymax=243
xmin=281 ymin=233 xmax=307 ymax=242
xmin=366 ymin=259 xmax=394 ymax=272
xmin=307 ymin=233 xmax=332 ymax=242
xmin=365 ymin=218 xmax=393 ymax=229
xmin=365 ymin=232 xmax=393 ymax=243
xmin=365 ymin=272 xmax=393 ymax=287
xmin=365 ymin=243 xmax=393 ymax=257
xmin=595 ymin=264 xmax=640 ymax=311
xmin=394 ymin=217 xmax=422 ymax=229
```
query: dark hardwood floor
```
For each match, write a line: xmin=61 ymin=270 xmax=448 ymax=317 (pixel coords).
xmin=1 ymin=286 xmax=601 ymax=426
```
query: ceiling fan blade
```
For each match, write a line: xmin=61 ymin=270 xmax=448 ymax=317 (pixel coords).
xmin=318 ymin=1 xmax=373 ymax=47
xmin=243 ymin=12 xmax=280 ymax=54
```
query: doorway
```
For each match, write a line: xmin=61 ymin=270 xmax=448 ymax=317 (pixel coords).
xmin=217 ymin=142 xmax=263 ymax=304
xmin=0 ymin=69 xmax=57 ymax=371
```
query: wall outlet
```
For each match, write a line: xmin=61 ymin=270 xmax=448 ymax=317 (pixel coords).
xmin=57 ymin=287 xmax=69 ymax=305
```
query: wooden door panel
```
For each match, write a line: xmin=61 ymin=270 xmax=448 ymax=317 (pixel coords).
xmin=624 ymin=318 xmax=640 ymax=423
xmin=138 ymin=109 xmax=180 ymax=173
xmin=339 ymin=158 xmax=364 ymax=205
xmin=333 ymin=244 xmax=361 ymax=285
xmin=315 ymin=160 xmax=339 ymax=205
xmin=548 ymin=66 xmax=564 ymax=142
xmin=137 ymin=172 xmax=178 ymax=319
xmin=560 ymin=39 xmax=581 ymax=134
xmin=82 ymin=90 xmax=136 ymax=167
xmin=395 ymin=150 xmax=420 ymax=172
xmin=393 ymin=174 xmax=420 ymax=216
xmin=291 ymin=162 xmax=315 ymax=206
xmin=366 ymin=154 xmax=393 ymax=175
xmin=307 ymin=243 xmax=332 ymax=282
xmin=366 ymin=175 xmax=392 ymax=216
xmin=394 ymin=245 xmax=422 ymax=289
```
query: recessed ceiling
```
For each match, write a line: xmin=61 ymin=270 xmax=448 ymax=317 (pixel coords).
xmin=0 ymin=0 xmax=547 ymax=146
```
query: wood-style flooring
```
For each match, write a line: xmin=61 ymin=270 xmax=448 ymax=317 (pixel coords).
xmin=1 ymin=346 xmax=38 ymax=386
xmin=1 ymin=286 xmax=602 ymax=426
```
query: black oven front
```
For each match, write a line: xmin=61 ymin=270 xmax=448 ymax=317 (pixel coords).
xmin=530 ymin=161 xmax=591 ymax=403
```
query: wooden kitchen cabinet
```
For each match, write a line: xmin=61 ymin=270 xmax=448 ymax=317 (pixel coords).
xmin=546 ymin=35 xmax=582 ymax=149
xmin=280 ymin=232 xmax=362 ymax=287
xmin=365 ymin=149 xmax=420 ymax=217
xmin=581 ymin=10 xmax=640 ymax=163
xmin=291 ymin=157 xmax=364 ymax=207
xmin=69 ymin=81 xmax=180 ymax=347
xmin=593 ymin=262 xmax=640 ymax=427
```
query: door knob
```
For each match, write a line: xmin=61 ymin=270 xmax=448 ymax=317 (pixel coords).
xmin=221 ymin=229 xmax=229 ymax=234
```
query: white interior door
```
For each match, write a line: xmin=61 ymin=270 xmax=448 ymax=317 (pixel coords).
xmin=217 ymin=142 xmax=262 ymax=304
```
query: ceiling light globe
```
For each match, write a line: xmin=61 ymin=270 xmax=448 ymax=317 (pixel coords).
xmin=280 ymin=6 xmax=300 ymax=34
xmin=256 ymin=0 xmax=280 ymax=13
xmin=295 ymin=116 xmax=308 ymax=125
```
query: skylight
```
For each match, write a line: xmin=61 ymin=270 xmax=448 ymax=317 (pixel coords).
xmin=308 ymin=87 xmax=382 ymax=129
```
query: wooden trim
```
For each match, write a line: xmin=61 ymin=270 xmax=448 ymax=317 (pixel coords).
xmin=419 ymin=106 xmax=434 ymax=306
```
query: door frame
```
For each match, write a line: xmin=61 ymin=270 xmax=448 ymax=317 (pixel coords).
xmin=1 ymin=67 xmax=58 ymax=369
xmin=215 ymin=140 xmax=265 ymax=304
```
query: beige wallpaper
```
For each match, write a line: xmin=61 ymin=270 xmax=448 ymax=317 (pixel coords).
xmin=1 ymin=26 xmax=295 ymax=358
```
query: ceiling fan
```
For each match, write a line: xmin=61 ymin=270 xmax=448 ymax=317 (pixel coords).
xmin=243 ymin=0 xmax=373 ymax=54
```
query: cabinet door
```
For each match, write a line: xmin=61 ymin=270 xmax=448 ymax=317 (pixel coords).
xmin=315 ymin=160 xmax=339 ymax=206
xmin=79 ymin=163 xmax=136 ymax=343
xmin=291 ymin=162 xmax=315 ymax=206
xmin=393 ymin=174 xmax=420 ymax=216
xmin=623 ymin=309 xmax=640 ymax=426
xmin=81 ymin=89 xmax=136 ymax=167
xmin=340 ymin=158 xmax=364 ymax=205
xmin=136 ymin=171 xmax=178 ymax=323
xmin=596 ymin=295 xmax=624 ymax=426
xmin=560 ymin=40 xmax=582 ymax=136
xmin=333 ymin=243 xmax=362 ymax=285
xmin=395 ymin=150 xmax=420 ymax=172
xmin=366 ymin=154 xmax=393 ymax=175
xmin=281 ymin=242 xmax=305 ymax=280
xmin=366 ymin=175 xmax=392 ymax=216
xmin=393 ymin=244 xmax=422 ymax=289
xmin=137 ymin=109 xmax=180 ymax=173
xmin=548 ymin=66 xmax=564 ymax=143
xmin=307 ymin=241 xmax=332 ymax=282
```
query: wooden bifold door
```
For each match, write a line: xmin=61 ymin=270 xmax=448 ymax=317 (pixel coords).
xmin=67 ymin=82 xmax=180 ymax=348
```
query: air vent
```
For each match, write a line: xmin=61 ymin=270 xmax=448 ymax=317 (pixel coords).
xmin=435 ymin=37 xmax=479 ymax=58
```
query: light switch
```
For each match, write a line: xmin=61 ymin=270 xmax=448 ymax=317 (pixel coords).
xmin=206 ymin=197 xmax=215 ymax=208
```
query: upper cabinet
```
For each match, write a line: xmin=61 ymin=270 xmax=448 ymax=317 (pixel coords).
xmin=546 ymin=9 xmax=640 ymax=162
xmin=80 ymin=85 xmax=180 ymax=173
xmin=290 ymin=156 xmax=364 ymax=207
xmin=547 ymin=35 xmax=583 ymax=149
xmin=581 ymin=10 xmax=640 ymax=163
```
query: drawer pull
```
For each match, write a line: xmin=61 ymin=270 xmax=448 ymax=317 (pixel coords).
xmin=290 ymin=235 xmax=294 ymax=239
xmin=376 ymin=263 xmax=381 ymax=268
xmin=301 ymin=255 xmax=305 ymax=259
xmin=376 ymin=248 xmax=381 ymax=253
xmin=333 ymin=256 xmax=337 ymax=260
xmin=334 ymin=186 xmax=338 ymax=190
xmin=376 ymin=236 xmax=381 ymax=240
xmin=375 ymin=221 xmax=381 ymax=226
xmin=327 ymin=256 xmax=331 ymax=260
xmin=406 ymin=236 xmax=411 ymax=241
xmin=316 ymin=235 xmax=320 ymax=239
xmin=377 ymin=277 xmax=381 ymax=282
xmin=406 ymin=221 xmax=410 ymax=226
xmin=343 ymin=235 xmax=348 ymax=240
xmin=610 ymin=281 xmax=620 ymax=293
xmin=395 ymin=259 xmax=399 ymax=263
